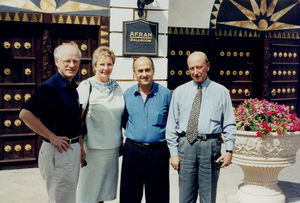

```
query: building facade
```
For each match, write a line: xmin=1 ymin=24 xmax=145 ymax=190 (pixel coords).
xmin=0 ymin=0 xmax=299 ymax=169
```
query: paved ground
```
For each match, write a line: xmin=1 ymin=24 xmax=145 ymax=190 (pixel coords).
xmin=0 ymin=145 xmax=300 ymax=203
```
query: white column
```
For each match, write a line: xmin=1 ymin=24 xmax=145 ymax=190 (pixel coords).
xmin=110 ymin=0 xmax=169 ymax=92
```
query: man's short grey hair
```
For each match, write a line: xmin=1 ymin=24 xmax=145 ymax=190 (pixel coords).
xmin=53 ymin=41 xmax=82 ymax=60
xmin=133 ymin=56 xmax=155 ymax=71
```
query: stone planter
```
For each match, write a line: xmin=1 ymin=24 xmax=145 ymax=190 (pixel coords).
xmin=232 ymin=130 xmax=300 ymax=203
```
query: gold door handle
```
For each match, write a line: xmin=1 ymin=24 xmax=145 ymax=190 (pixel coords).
xmin=178 ymin=70 xmax=182 ymax=75
xmin=239 ymin=52 xmax=244 ymax=57
xmin=14 ymin=42 xmax=21 ymax=49
xmin=231 ymin=89 xmax=236 ymax=94
xmin=4 ymin=68 xmax=11 ymax=75
xmin=170 ymin=70 xmax=175 ymax=76
xmin=244 ymin=89 xmax=250 ymax=96
xmin=220 ymin=70 xmax=224 ymax=76
xmin=246 ymin=52 xmax=251 ymax=57
xmin=25 ymin=68 xmax=32 ymax=75
xmin=278 ymin=52 xmax=282 ymax=57
xmin=273 ymin=70 xmax=277 ymax=76
xmin=282 ymin=88 xmax=286 ymax=94
xmin=278 ymin=70 xmax=282 ymax=76
xmin=4 ymin=120 xmax=12 ymax=127
xmin=277 ymin=88 xmax=281 ymax=94
xmin=273 ymin=52 xmax=277 ymax=58
xmin=283 ymin=70 xmax=287 ymax=76
xmin=185 ymin=70 xmax=190 ymax=75
xmin=239 ymin=70 xmax=243 ymax=76
xmin=220 ymin=51 xmax=225 ymax=56
xmin=292 ymin=70 xmax=296 ymax=76
xmin=81 ymin=68 xmax=88 ymax=76
xmin=288 ymin=52 xmax=292 ymax=58
xmin=14 ymin=119 xmax=22 ymax=127
xmin=4 ymin=94 xmax=11 ymax=101
xmin=80 ymin=44 xmax=87 ymax=51
xmin=14 ymin=145 xmax=22 ymax=152
xmin=271 ymin=89 xmax=276 ymax=96
xmin=287 ymin=88 xmax=291 ymax=93
xmin=186 ymin=50 xmax=191 ymax=56
xmin=24 ymin=42 xmax=31 ymax=49
xmin=226 ymin=51 xmax=231 ymax=57
xmin=3 ymin=41 xmax=11 ymax=49
xmin=292 ymin=88 xmax=295 ymax=93
xmin=170 ymin=50 xmax=175 ymax=56
xmin=4 ymin=145 xmax=12 ymax=152
xmin=226 ymin=70 xmax=230 ymax=76
xmin=245 ymin=70 xmax=250 ymax=76
xmin=283 ymin=52 xmax=287 ymax=58
xmin=24 ymin=94 xmax=31 ymax=102
xmin=293 ymin=53 xmax=297 ymax=58
xmin=25 ymin=144 xmax=32 ymax=151
xmin=232 ymin=70 xmax=237 ymax=76
xmin=238 ymin=89 xmax=243 ymax=94
xmin=233 ymin=51 xmax=238 ymax=57
xmin=14 ymin=94 xmax=22 ymax=101
xmin=178 ymin=50 xmax=183 ymax=56
xmin=288 ymin=71 xmax=291 ymax=76
xmin=291 ymin=105 xmax=295 ymax=110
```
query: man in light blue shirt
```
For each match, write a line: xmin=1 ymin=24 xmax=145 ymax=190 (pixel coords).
xmin=120 ymin=56 xmax=172 ymax=203
xmin=166 ymin=51 xmax=236 ymax=203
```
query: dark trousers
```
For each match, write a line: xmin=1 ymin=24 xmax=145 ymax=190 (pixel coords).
xmin=120 ymin=140 xmax=170 ymax=203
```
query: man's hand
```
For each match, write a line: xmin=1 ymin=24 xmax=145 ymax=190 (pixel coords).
xmin=49 ymin=136 xmax=70 ymax=153
xmin=170 ymin=155 xmax=180 ymax=171
xmin=80 ymin=147 xmax=86 ymax=168
xmin=216 ymin=152 xmax=232 ymax=168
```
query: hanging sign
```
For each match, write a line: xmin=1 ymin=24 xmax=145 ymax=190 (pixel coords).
xmin=123 ymin=19 xmax=158 ymax=56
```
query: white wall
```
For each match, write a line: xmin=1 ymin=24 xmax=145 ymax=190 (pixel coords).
xmin=110 ymin=0 xmax=169 ymax=92
xmin=168 ymin=0 xmax=215 ymax=28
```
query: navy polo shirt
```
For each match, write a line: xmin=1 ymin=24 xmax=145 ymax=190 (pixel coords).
xmin=123 ymin=82 xmax=172 ymax=144
xmin=22 ymin=72 xmax=82 ymax=138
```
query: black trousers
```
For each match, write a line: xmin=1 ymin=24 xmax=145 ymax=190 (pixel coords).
xmin=120 ymin=140 xmax=170 ymax=203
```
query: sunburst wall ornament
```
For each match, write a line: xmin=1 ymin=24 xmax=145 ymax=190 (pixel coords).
xmin=0 ymin=0 xmax=109 ymax=16
xmin=210 ymin=0 xmax=300 ymax=31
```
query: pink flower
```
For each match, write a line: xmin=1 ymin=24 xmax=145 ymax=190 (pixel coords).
xmin=257 ymin=131 xmax=263 ymax=137
xmin=265 ymin=126 xmax=271 ymax=133
xmin=276 ymin=129 xmax=282 ymax=135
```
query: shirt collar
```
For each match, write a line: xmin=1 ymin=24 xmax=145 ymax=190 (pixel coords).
xmin=55 ymin=71 xmax=77 ymax=90
xmin=192 ymin=77 xmax=210 ymax=90
xmin=133 ymin=82 xmax=158 ymax=96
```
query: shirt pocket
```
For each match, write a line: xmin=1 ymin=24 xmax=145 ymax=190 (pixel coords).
xmin=151 ymin=111 xmax=168 ymax=127
xmin=207 ymin=105 xmax=222 ymax=123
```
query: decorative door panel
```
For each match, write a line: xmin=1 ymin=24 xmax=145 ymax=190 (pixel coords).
xmin=168 ymin=29 xmax=299 ymax=116
xmin=0 ymin=21 xmax=105 ymax=170
xmin=267 ymin=40 xmax=299 ymax=115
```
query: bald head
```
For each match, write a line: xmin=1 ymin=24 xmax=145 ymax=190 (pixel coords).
xmin=187 ymin=51 xmax=210 ymax=84
xmin=187 ymin=51 xmax=208 ymax=66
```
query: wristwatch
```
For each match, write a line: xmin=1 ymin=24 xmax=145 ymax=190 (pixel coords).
xmin=226 ymin=150 xmax=233 ymax=153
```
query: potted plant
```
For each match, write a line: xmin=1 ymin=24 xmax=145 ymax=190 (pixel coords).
xmin=232 ymin=98 xmax=300 ymax=203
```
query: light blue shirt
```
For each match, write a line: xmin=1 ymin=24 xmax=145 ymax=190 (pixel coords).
xmin=166 ymin=77 xmax=237 ymax=156
xmin=123 ymin=82 xmax=172 ymax=144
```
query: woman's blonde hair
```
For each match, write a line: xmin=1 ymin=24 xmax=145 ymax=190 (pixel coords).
xmin=92 ymin=46 xmax=115 ymax=73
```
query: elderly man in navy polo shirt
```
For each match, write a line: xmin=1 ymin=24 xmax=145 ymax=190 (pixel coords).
xmin=120 ymin=56 xmax=172 ymax=203
xmin=19 ymin=41 xmax=83 ymax=203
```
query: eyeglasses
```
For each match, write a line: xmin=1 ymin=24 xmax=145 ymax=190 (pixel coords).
xmin=59 ymin=59 xmax=80 ymax=66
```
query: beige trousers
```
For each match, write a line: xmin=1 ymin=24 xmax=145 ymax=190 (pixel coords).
xmin=39 ymin=141 xmax=81 ymax=203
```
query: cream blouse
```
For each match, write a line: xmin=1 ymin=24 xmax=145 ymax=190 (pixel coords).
xmin=77 ymin=77 xmax=124 ymax=149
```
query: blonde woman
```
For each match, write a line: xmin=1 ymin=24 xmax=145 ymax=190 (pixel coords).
xmin=76 ymin=46 xmax=124 ymax=203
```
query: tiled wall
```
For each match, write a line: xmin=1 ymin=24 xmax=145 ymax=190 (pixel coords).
xmin=109 ymin=0 xmax=169 ymax=92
